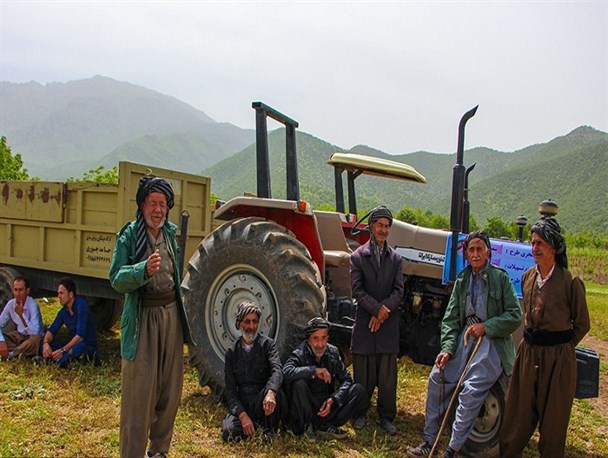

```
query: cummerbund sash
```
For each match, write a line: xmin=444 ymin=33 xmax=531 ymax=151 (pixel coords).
xmin=523 ymin=326 xmax=573 ymax=346
xmin=141 ymin=290 xmax=176 ymax=308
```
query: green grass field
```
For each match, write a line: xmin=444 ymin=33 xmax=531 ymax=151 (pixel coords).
xmin=1 ymin=283 xmax=607 ymax=458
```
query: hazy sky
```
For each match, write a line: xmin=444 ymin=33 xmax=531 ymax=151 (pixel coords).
xmin=1 ymin=1 xmax=606 ymax=154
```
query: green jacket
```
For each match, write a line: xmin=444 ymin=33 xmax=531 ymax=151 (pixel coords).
xmin=109 ymin=220 xmax=193 ymax=360
xmin=441 ymin=264 xmax=522 ymax=375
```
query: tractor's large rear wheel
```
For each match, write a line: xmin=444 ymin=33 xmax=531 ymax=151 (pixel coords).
xmin=182 ymin=217 xmax=325 ymax=397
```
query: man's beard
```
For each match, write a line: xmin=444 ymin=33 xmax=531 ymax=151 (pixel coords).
xmin=145 ymin=215 xmax=166 ymax=230
xmin=312 ymin=347 xmax=326 ymax=360
xmin=242 ymin=330 xmax=258 ymax=344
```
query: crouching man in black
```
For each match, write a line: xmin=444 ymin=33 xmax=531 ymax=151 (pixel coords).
xmin=283 ymin=317 xmax=368 ymax=440
xmin=222 ymin=300 xmax=286 ymax=442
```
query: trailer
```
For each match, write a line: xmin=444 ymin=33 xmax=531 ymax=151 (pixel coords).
xmin=0 ymin=161 xmax=213 ymax=330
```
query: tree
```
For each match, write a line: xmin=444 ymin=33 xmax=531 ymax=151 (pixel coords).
xmin=68 ymin=165 xmax=118 ymax=184
xmin=0 ymin=136 xmax=30 ymax=180
xmin=483 ymin=216 xmax=512 ymax=239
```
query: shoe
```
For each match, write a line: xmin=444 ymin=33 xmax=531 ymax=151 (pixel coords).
xmin=407 ymin=441 xmax=431 ymax=457
xmin=352 ymin=415 xmax=366 ymax=430
xmin=262 ymin=429 xmax=277 ymax=443
xmin=304 ymin=424 xmax=317 ymax=442
xmin=377 ymin=417 xmax=397 ymax=435
xmin=146 ymin=452 xmax=167 ymax=458
xmin=318 ymin=424 xmax=348 ymax=439
xmin=442 ymin=447 xmax=456 ymax=458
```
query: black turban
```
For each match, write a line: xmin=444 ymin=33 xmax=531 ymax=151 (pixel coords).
xmin=135 ymin=176 xmax=175 ymax=262
xmin=531 ymin=217 xmax=568 ymax=268
xmin=369 ymin=206 xmax=393 ymax=226
xmin=234 ymin=300 xmax=261 ymax=330
xmin=304 ymin=317 xmax=330 ymax=337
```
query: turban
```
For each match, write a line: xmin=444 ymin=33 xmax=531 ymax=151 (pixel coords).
xmin=369 ymin=206 xmax=393 ymax=226
xmin=531 ymin=217 xmax=568 ymax=268
xmin=135 ymin=176 xmax=175 ymax=262
xmin=304 ymin=317 xmax=330 ymax=337
xmin=234 ymin=300 xmax=261 ymax=330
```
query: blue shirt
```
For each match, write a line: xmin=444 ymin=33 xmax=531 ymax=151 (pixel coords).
xmin=48 ymin=296 xmax=98 ymax=349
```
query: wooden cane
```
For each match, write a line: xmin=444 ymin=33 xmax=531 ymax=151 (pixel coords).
xmin=429 ymin=330 xmax=484 ymax=458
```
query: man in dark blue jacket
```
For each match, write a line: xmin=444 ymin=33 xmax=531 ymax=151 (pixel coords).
xmin=283 ymin=317 xmax=367 ymax=440
xmin=41 ymin=277 xmax=98 ymax=367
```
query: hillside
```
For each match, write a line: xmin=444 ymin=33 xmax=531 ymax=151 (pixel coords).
xmin=205 ymin=127 xmax=608 ymax=234
xmin=0 ymin=76 xmax=253 ymax=178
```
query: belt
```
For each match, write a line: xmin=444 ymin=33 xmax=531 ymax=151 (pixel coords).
xmin=141 ymin=290 xmax=176 ymax=308
xmin=523 ymin=326 xmax=573 ymax=346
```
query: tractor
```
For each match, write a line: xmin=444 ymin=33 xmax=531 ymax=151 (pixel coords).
xmin=182 ymin=102 xmax=512 ymax=454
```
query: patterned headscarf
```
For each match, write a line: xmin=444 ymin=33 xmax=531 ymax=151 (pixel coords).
xmin=135 ymin=176 xmax=175 ymax=262
xmin=234 ymin=300 xmax=261 ymax=330
xmin=531 ymin=217 xmax=568 ymax=268
xmin=304 ymin=317 xmax=330 ymax=337
xmin=368 ymin=206 xmax=393 ymax=226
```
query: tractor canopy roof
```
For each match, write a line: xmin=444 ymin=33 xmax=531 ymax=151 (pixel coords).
xmin=327 ymin=152 xmax=427 ymax=184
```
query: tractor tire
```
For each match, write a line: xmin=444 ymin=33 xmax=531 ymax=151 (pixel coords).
xmin=182 ymin=217 xmax=325 ymax=398
xmin=0 ymin=266 xmax=20 ymax=334
xmin=449 ymin=374 xmax=508 ymax=457
xmin=86 ymin=297 xmax=124 ymax=332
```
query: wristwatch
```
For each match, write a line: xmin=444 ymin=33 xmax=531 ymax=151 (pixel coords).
xmin=61 ymin=347 xmax=68 ymax=355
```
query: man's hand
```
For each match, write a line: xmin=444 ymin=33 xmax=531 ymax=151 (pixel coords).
xmin=377 ymin=304 xmax=390 ymax=323
xmin=238 ymin=411 xmax=255 ymax=437
xmin=51 ymin=348 xmax=64 ymax=362
xmin=263 ymin=390 xmax=277 ymax=416
xmin=42 ymin=342 xmax=53 ymax=359
xmin=369 ymin=316 xmax=381 ymax=332
xmin=435 ymin=351 xmax=451 ymax=369
xmin=465 ymin=323 xmax=486 ymax=342
xmin=314 ymin=367 xmax=332 ymax=383
xmin=0 ymin=341 xmax=8 ymax=360
xmin=317 ymin=397 xmax=334 ymax=417
xmin=146 ymin=249 xmax=161 ymax=277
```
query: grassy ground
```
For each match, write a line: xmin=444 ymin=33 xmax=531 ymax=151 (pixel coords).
xmin=1 ymin=284 xmax=607 ymax=458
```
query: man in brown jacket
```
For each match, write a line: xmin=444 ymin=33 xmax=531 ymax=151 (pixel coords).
xmin=500 ymin=217 xmax=590 ymax=458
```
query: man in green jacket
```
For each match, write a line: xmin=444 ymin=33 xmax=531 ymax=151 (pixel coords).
xmin=110 ymin=176 xmax=193 ymax=458
xmin=408 ymin=231 xmax=522 ymax=458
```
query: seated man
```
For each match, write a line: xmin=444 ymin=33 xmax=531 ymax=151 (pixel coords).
xmin=407 ymin=231 xmax=522 ymax=458
xmin=283 ymin=317 xmax=368 ymax=440
xmin=0 ymin=276 xmax=44 ymax=360
xmin=222 ymin=300 xmax=285 ymax=442
xmin=42 ymin=277 xmax=99 ymax=368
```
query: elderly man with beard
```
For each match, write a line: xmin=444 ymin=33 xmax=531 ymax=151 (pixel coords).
xmin=110 ymin=176 xmax=193 ymax=458
xmin=500 ymin=217 xmax=590 ymax=458
xmin=283 ymin=317 xmax=367 ymax=441
xmin=222 ymin=300 xmax=285 ymax=442
xmin=350 ymin=206 xmax=404 ymax=435
xmin=407 ymin=231 xmax=521 ymax=458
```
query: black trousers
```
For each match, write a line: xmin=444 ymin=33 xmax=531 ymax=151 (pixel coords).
xmin=353 ymin=353 xmax=398 ymax=421
xmin=221 ymin=388 xmax=286 ymax=442
xmin=287 ymin=379 xmax=368 ymax=435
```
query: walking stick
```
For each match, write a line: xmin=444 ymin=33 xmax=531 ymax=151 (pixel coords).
xmin=429 ymin=331 xmax=484 ymax=458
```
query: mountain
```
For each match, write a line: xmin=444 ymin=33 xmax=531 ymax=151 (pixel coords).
xmin=2 ymin=76 xmax=606 ymax=234
xmin=0 ymin=75 xmax=254 ymax=178
xmin=204 ymin=127 xmax=608 ymax=234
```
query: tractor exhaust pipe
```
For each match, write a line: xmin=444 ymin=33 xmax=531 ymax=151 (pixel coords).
xmin=449 ymin=105 xmax=478 ymax=281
